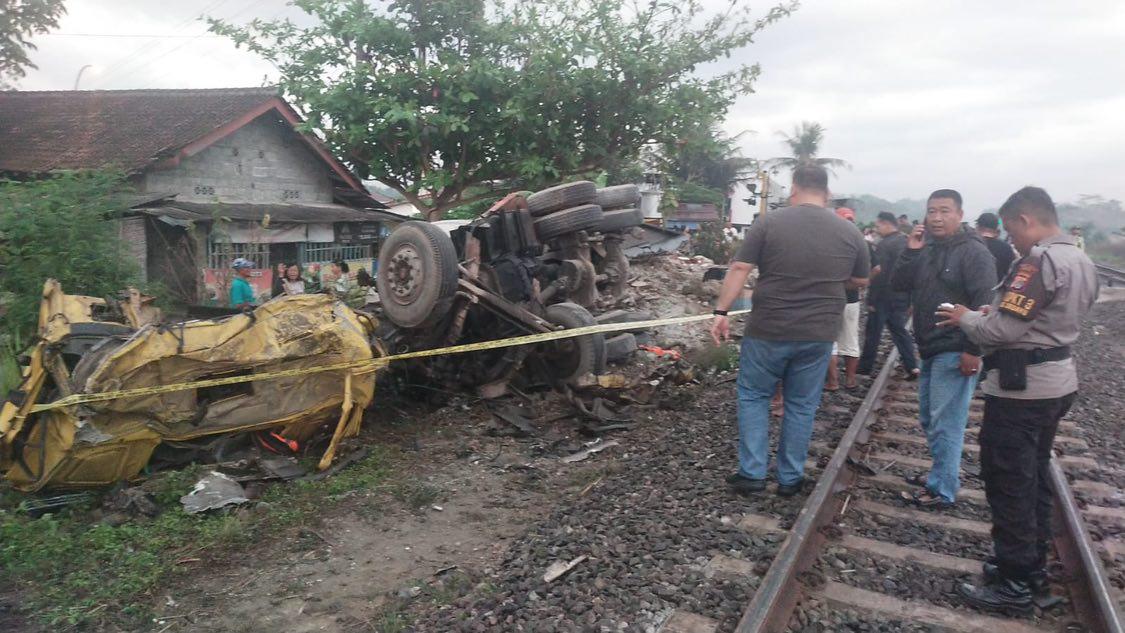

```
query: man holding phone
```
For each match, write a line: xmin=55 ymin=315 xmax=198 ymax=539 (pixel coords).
xmin=890 ymin=189 xmax=997 ymax=507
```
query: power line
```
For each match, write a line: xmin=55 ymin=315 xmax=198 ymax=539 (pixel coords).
xmin=89 ymin=0 xmax=236 ymax=88
xmin=98 ymin=0 xmax=277 ymax=88
xmin=46 ymin=33 xmax=223 ymax=39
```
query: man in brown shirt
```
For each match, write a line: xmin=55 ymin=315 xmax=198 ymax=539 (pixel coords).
xmin=711 ymin=164 xmax=870 ymax=497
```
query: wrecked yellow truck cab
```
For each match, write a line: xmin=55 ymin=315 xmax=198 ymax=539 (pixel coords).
xmin=0 ymin=281 xmax=379 ymax=491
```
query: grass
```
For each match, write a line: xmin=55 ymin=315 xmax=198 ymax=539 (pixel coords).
xmin=690 ymin=342 xmax=740 ymax=372
xmin=0 ymin=447 xmax=395 ymax=630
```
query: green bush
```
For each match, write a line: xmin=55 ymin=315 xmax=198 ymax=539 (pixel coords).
xmin=0 ymin=170 xmax=141 ymax=347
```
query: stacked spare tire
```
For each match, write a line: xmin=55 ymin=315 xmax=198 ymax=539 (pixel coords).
xmin=373 ymin=180 xmax=648 ymax=391
xmin=527 ymin=181 xmax=644 ymax=241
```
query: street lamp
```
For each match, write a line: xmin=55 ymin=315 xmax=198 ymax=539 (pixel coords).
xmin=73 ymin=64 xmax=94 ymax=90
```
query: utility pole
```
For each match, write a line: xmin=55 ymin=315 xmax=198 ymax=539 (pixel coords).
xmin=758 ymin=170 xmax=770 ymax=217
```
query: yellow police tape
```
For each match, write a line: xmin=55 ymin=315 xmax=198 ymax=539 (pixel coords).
xmin=29 ymin=309 xmax=751 ymax=413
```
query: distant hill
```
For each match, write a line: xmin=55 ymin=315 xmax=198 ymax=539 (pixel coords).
xmin=840 ymin=194 xmax=927 ymax=225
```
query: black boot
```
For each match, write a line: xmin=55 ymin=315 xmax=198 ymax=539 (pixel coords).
xmin=982 ymin=560 xmax=1058 ymax=608
xmin=958 ymin=576 xmax=1033 ymax=616
xmin=726 ymin=473 xmax=767 ymax=494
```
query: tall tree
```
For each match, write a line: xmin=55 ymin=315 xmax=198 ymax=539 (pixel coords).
xmin=211 ymin=0 xmax=797 ymax=220
xmin=766 ymin=120 xmax=849 ymax=174
xmin=0 ymin=0 xmax=66 ymax=88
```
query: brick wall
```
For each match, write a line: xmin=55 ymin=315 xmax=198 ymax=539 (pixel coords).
xmin=118 ymin=216 xmax=148 ymax=281
xmin=142 ymin=113 xmax=334 ymax=204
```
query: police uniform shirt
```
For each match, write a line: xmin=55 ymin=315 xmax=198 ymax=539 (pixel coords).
xmin=957 ymin=234 xmax=1099 ymax=400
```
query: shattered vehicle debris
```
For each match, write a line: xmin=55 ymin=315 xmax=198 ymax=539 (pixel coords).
xmin=372 ymin=182 xmax=646 ymax=395
xmin=0 ymin=184 xmax=669 ymax=492
xmin=1 ymin=281 xmax=379 ymax=491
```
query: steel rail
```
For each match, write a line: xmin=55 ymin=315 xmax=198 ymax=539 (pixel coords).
xmin=733 ymin=344 xmax=900 ymax=633
xmin=1048 ymin=459 xmax=1125 ymax=633
xmin=1095 ymin=263 xmax=1125 ymax=287
xmin=734 ymin=342 xmax=1123 ymax=633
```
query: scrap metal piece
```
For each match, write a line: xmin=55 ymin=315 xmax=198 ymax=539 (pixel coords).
xmin=180 ymin=472 xmax=249 ymax=514
xmin=543 ymin=554 xmax=588 ymax=583
xmin=561 ymin=440 xmax=620 ymax=464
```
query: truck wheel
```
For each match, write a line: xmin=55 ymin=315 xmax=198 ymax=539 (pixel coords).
xmin=376 ymin=221 xmax=460 ymax=328
xmin=542 ymin=302 xmax=606 ymax=383
xmin=534 ymin=204 xmax=603 ymax=241
xmin=596 ymin=207 xmax=644 ymax=233
xmin=527 ymin=181 xmax=596 ymax=217
xmin=595 ymin=184 xmax=640 ymax=209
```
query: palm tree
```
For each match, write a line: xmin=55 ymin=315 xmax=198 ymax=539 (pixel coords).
xmin=766 ymin=121 xmax=850 ymax=174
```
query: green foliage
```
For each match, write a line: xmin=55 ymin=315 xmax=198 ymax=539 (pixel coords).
xmin=0 ymin=171 xmax=141 ymax=342
xmin=674 ymin=180 xmax=726 ymax=208
xmin=692 ymin=221 xmax=740 ymax=263
xmin=766 ymin=120 xmax=850 ymax=175
xmin=210 ymin=0 xmax=797 ymax=219
xmin=0 ymin=0 xmax=66 ymax=87
xmin=0 ymin=447 xmax=392 ymax=628
xmin=691 ymin=342 xmax=740 ymax=372
xmin=667 ymin=125 xmax=757 ymax=194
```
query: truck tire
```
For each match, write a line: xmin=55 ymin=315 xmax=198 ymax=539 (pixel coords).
xmin=534 ymin=204 xmax=603 ymax=241
xmin=376 ymin=221 xmax=460 ymax=328
xmin=542 ymin=302 xmax=606 ymax=383
xmin=595 ymin=184 xmax=640 ymax=209
xmin=527 ymin=181 xmax=596 ymax=217
xmin=596 ymin=207 xmax=644 ymax=233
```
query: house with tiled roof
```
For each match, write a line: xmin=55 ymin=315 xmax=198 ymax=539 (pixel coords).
xmin=0 ymin=87 xmax=404 ymax=305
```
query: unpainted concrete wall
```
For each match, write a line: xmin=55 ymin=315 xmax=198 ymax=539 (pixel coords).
xmin=142 ymin=114 xmax=333 ymax=204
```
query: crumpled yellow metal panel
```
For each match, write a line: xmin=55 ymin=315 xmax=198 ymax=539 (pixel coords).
xmin=2 ymin=283 xmax=378 ymax=491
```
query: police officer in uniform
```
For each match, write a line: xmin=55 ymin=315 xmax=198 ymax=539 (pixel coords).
xmin=935 ymin=186 xmax=1099 ymax=614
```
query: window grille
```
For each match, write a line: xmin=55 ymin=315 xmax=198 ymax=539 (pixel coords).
xmin=299 ymin=243 xmax=372 ymax=265
xmin=206 ymin=241 xmax=270 ymax=269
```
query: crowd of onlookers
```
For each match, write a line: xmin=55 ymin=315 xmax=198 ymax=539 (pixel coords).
xmin=228 ymin=258 xmax=374 ymax=310
xmin=711 ymin=163 xmax=1099 ymax=614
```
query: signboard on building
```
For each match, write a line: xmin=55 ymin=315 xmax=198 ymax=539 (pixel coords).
xmin=334 ymin=222 xmax=380 ymax=245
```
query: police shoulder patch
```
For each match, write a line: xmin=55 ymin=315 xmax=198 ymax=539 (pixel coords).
xmin=998 ymin=254 xmax=1047 ymax=320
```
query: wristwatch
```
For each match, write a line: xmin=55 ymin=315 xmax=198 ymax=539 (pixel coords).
xmin=712 ymin=309 xmax=729 ymax=316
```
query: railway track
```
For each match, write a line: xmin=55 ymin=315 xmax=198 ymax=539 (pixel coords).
xmin=659 ymin=346 xmax=1124 ymax=633
xmin=1096 ymin=264 xmax=1125 ymax=288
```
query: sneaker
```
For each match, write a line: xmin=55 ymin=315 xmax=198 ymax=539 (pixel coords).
xmin=776 ymin=478 xmax=805 ymax=497
xmin=957 ymin=577 xmax=1033 ymax=616
xmin=727 ymin=474 xmax=767 ymax=494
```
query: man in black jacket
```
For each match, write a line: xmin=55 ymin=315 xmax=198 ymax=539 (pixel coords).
xmin=858 ymin=211 xmax=919 ymax=378
xmin=891 ymin=190 xmax=997 ymax=507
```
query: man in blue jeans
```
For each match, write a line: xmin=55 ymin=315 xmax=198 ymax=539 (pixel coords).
xmin=891 ymin=189 xmax=997 ymax=507
xmin=711 ymin=164 xmax=870 ymax=497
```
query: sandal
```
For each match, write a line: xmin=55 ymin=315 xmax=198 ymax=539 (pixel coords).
xmin=906 ymin=490 xmax=953 ymax=509
xmin=903 ymin=473 xmax=927 ymax=487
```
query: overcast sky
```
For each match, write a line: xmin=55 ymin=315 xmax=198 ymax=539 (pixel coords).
xmin=16 ymin=0 xmax=1125 ymax=211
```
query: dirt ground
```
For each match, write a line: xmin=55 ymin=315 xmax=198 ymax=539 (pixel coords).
xmin=143 ymin=371 xmax=681 ymax=633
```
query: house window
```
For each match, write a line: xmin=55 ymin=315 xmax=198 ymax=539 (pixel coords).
xmin=206 ymin=241 xmax=270 ymax=270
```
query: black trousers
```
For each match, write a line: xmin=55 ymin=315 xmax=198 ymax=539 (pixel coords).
xmin=980 ymin=392 xmax=1076 ymax=581
xmin=858 ymin=295 xmax=918 ymax=374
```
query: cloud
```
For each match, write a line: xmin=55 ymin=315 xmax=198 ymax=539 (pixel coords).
xmin=724 ymin=0 xmax=1125 ymax=207
xmin=16 ymin=0 xmax=1125 ymax=207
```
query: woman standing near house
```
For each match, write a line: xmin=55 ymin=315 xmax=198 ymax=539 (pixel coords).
xmin=281 ymin=264 xmax=305 ymax=296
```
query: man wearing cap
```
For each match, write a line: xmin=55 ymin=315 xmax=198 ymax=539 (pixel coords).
xmin=977 ymin=212 xmax=1017 ymax=280
xmin=230 ymin=258 xmax=257 ymax=310
xmin=826 ymin=207 xmax=863 ymax=390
